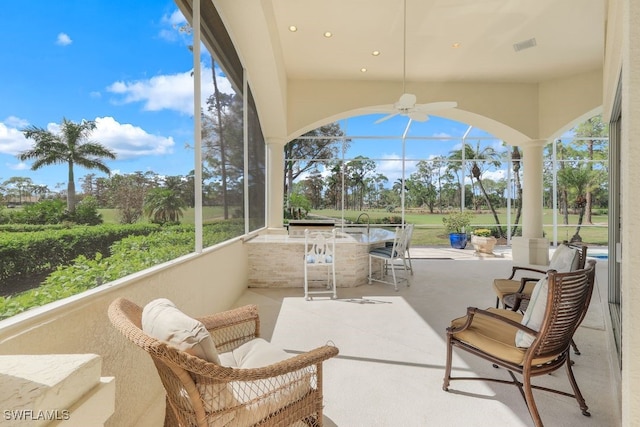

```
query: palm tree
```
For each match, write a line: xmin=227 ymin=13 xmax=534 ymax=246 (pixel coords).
xmin=143 ymin=188 xmax=187 ymax=224
xmin=19 ymin=118 xmax=116 ymax=215
xmin=448 ymin=142 xmax=505 ymax=237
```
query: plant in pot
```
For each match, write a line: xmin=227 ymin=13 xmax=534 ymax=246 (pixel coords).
xmin=442 ymin=211 xmax=473 ymax=249
xmin=471 ymin=228 xmax=497 ymax=255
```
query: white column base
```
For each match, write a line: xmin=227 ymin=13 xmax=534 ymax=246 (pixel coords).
xmin=511 ymin=236 xmax=550 ymax=266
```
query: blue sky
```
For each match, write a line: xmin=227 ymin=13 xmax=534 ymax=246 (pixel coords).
xmin=0 ymin=1 xmax=209 ymax=190
xmin=0 ymin=1 xmax=504 ymax=192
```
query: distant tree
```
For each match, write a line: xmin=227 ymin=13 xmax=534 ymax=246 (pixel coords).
xmin=2 ymin=177 xmax=33 ymax=204
xmin=448 ymin=142 xmax=505 ymax=237
xmin=19 ymin=118 xmax=116 ymax=214
xmin=107 ymin=172 xmax=151 ymax=224
xmin=571 ymin=116 xmax=608 ymax=224
xmin=284 ymin=124 xmax=348 ymax=201
xmin=143 ymin=188 xmax=186 ymax=224
xmin=558 ymin=163 xmax=597 ymax=242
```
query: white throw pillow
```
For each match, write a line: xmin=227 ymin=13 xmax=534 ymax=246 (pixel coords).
xmin=549 ymin=244 xmax=579 ymax=273
xmin=515 ymin=278 xmax=548 ymax=348
xmin=142 ymin=298 xmax=220 ymax=364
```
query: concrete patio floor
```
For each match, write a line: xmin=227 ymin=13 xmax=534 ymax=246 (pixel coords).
xmin=233 ymin=247 xmax=620 ymax=427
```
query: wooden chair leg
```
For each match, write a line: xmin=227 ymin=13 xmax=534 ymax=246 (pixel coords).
xmin=442 ymin=336 xmax=453 ymax=391
xmin=570 ymin=338 xmax=581 ymax=355
xmin=564 ymin=356 xmax=591 ymax=416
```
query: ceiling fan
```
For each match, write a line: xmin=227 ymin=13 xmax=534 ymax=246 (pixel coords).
xmin=375 ymin=0 xmax=457 ymax=124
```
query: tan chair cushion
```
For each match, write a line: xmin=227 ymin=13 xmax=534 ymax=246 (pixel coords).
xmin=492 ymin=278 xmax=537 ymax=300
xmin=451 ymin=308 xmax=557 ymax=366
xmin=141 ymin=298 xmax=220 ymax=364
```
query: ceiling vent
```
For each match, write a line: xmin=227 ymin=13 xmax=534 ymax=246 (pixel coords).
xmin=513 ymin=38 xmax=537 ymax=52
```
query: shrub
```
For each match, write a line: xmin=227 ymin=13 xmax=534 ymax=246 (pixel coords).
xmin=472 ymin=228 xmax=492 ymax=237
xmin=71 ymin=196 xmax=103 ymax=225
xmin=442 ymin=211 xmax=474 ymax=233
xmin=0 ymin=221 xmax=244 ymax=319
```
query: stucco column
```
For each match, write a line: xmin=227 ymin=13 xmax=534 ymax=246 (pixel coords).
xmin=266 ymin=138 xmax=285 ymax=230
xmin=511 ymin=139 xmax=549 ymax=265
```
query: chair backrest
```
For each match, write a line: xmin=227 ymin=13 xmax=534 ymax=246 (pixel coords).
xmin=528 ymin=260 xmax=597 ymax=361
xmin=390 ymin=226 xmax=408 ymax=257
xmin=402 ymin=223 xmax=414 ymax=251
xmin=304 ymin=228 xmax=336 ymax=264
xmin=563 ymin=241 xmax=588 ymax=269
xmin=108 ymin=297 xmax=210 ymax=427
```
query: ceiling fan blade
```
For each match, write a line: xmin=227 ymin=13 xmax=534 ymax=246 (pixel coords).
xmin=413 ymin=101 xmax=458 ymax=112
xmin=361 ymin=105 xmax=396 ymax=114
xmin=408 ymin=111 xmax=429 ymax=122
xmin=374 ymin=112 xmax=400 ymax=124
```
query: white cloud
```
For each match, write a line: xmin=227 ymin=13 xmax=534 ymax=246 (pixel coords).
xmin=56 ymin=33 xmax=72 ymax=46
xmin=159 ymin=10 xmax=188 ymax=42
xmin=0 ymin=116 xmax=174 ymax=161
xmin=106 ymin=66 xmax=233 ymax=115
xmin=4 ymin=116 xmax=29 ymax=128
xmin=0 ymin=121 xmax=30 ymax=155
xmin=93 ymin=116 xmax=174 ymax=159
xmin=164 ymin=10 xmax=187 ymax=27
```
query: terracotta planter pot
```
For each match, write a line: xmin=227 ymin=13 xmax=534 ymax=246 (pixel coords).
xmin=471 ymin=235 xmax=497 ymax=254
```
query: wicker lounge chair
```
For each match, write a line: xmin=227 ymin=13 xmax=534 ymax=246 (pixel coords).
xmin=443 ymin=260 xmax=597 ymax=427
xmin=108 ymin=298 xmax=339 ymax=426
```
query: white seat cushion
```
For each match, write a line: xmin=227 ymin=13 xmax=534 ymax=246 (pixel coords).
xmin=141 ymin=298 xmax=220 ymax=364
xmin=219 ymin=338 xmax=312 ymax=425
xmin=220 ymin=338 xmax=292 ymax=368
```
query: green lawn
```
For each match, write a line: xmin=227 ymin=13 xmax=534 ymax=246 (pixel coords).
xmin=311 ymin=208 xmax=609 ymax=246
xmin=98 ymin=207 xmax=608 ymax=246
xmin=98 ymin=206 xmax=227 ymax=225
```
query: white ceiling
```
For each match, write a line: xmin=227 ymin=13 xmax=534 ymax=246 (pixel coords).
xmin=271 ymin=0 xmax=604 ymax=84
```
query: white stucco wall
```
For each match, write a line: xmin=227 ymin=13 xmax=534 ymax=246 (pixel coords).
xmin=621 ymin=0 xmax=640 ymax=424
xmin=603 ymin=0 xmax=640 ymax=425
xmin=0 ymin=239 xmax=249 ymax=427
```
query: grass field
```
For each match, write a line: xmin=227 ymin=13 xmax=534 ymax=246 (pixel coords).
xmin=97 ymin=207 xmax=608 ymax=246
xmin=98 ymin=206 xmax=227 ymax=225
xmin=311 ymin=208 xmax=609 ymax=246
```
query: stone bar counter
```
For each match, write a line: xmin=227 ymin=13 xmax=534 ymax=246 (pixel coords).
xmin=246 ymin=227 xmax=396 ymax=288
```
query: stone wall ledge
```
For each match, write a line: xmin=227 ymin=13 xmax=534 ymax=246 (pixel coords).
xmin=0 ymin=354 xmax=115 ymax=426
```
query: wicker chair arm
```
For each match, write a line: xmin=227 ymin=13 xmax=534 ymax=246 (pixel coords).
xmin=447 ymin=307 xmax=538 ymax=337
xmin=197 ymin=304 xmax=259 ymax=332
xmin=163 ymin=344 xmax=339 ymax=381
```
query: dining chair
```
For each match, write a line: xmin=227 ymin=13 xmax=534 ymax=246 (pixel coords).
xmin=493 ymin=242 xmax=588 ymax=309
xmin=304 ymin=228 xmax=337 ymax=300
xmin=368 ymin=226 xmax=409 ymax=291
xmin=444 ymin=260 xmax=597 ymax=427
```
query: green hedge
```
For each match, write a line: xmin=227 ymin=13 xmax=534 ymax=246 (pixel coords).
xmin=0 ymin=224 xmax=160 ymax=282
xmin=0 ymin=221 xmax=244 ymax=319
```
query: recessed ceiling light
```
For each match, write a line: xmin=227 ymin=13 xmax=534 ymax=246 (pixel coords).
xmin=324 ymin=31 xmax=333 ymax=38
xmin=372 ymin=50 xmax=380 ymax=56
xmin=452 ymin=42 xmax=461 ymax=48
xmin=361 ymin=68 xmax=367 ymax=73
xmin=289 ymin=26 xmax=298 ymax=32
